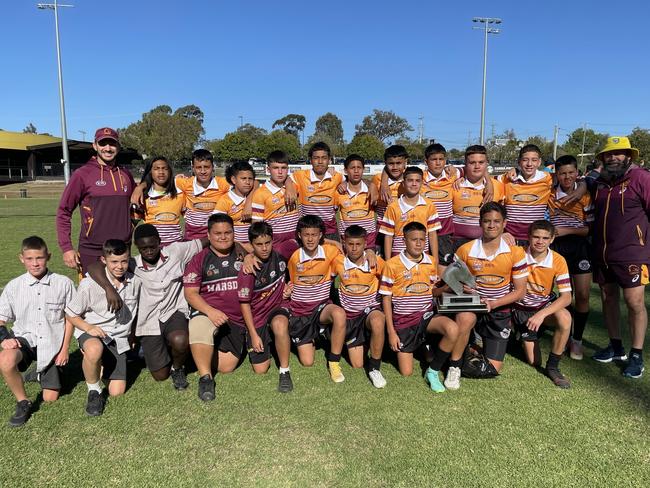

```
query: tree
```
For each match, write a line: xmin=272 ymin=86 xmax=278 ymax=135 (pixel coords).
xmin=305 ymin=133 xmax=344 ymax=159
xmin=272 ymin=114 xmax=306 ymax=138
xmin=628 ymin=127 xmax=650 ymax=162
xmin=313 ymin=112 xmax=344 ymax=146
xmin=211 ymin=132 xmax=256 ymax=163
xmin=354 ymin=109 xmax=413 ymax=142
xmin=23 ymin=123 xmax=37 ymax=134
xmin=524 ymin=135 xmax=555 ymax=162
xmin=487 ymin=129 xmax=521 ymax=163
xmin=395 ymin=137 xmax=425 ymax=161
xmin=175 ymin=104 xmax=204 ymax=124
xmin=562 ymin=127 xmax=608 ymax=160
xmin=447 ymin=148 xmax=464 ymax=161
xmin=347 ymin=134 xmax=385 ymax=161
xmin=236 ymin=123 xmax=267 ymax=144
xmin=257 ymin=130 xmax=302 ymax=161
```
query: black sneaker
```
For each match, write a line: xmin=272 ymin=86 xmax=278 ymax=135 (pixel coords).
xmin=22 ymin=367 xmax=38 ymax=383
xmin=198 ymin=374 xmax=215 ymax=402
xmin=170 ymin=366 xmax=189 ymax=390
xmin=546 ymin=368 xmax=571 ymax=389
xmin=278 ymin=371 xmax=293 ymax=393
xmin=85 ymin=390 xmax=105 ymax=417
xmin=8 ymin=400 xmax=32 ymax=427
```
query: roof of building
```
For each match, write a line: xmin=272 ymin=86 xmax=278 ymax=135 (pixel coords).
xmin=0 ymin=131 xmax=63 ymax=151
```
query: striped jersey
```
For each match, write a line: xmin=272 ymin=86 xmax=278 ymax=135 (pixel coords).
xmin=287 ymin=244 xmax=341 ymax=317
xmin=143 ymin=188 xmax=185 ymax=246
xmin=455 ymin=238 xmax=529 ymax=300
xmin=548 ymin=184 xmax=594 ymax=229
xmin=251 ymin=180 xmax=299 ymax=244
xmin=516 ymin=249 xmax=571 ymax=309
xmin=379 ymin=195 xmax=442 ymax=256
xmin=372 ymin=172 xmax=403 ymax=222
xmin=334 ymin=181 xmax=377 ymax=248
xmin=500 ymin=170 xmax=553 ymax=240
xmin=175 ymin=174 xmax=230 ymax=240
xmin=332 ymin=254 xmax=384 ymax=319
xmin=379 ymin=252 xmax=438 ymax=329
xmin=291 ymin=169 xmax=343 ymax=235
xmin=422 ymin=170 xmax=457 ymax=235
xmin=452 ymin=177 xmax=505 ymax=239
xmin=213 ymin=189 xmax=251 ymax=243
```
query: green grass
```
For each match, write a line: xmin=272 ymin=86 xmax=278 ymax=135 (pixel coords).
xmin=0 ymin=199 xmax=649 ymax=487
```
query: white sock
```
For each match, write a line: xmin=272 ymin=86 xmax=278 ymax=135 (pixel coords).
xmin=279 ymin=367 xmax=290 ymax=374
xmin=86 ymin=381 xmax=102 ymax=393
xmin=572 ymin=338 xmax=582 ymax=345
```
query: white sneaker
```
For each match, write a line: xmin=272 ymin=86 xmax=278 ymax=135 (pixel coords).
xmin=444 ymin=366 xmax=461 ymax=390
xmin=368 ymin=369 xmax=387 ymax=389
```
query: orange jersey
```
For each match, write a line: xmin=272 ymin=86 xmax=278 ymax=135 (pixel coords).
xmin=251 ymin=180 xmax=299 ymax=244
xmin=288 ymin=244 xmax=341 ymax=316
xmin=500 ymin=170 xmax=553 ymax=240
xmin=380 ymin=195 xmax=441 ymax=256
xmin=517 ymin=249 xmax=571 ymax=309
xmin=332 ymin=254 xmax=383 ymax=319
xmin=334 ymin=182 xmax=377 ymax=246
xmin=379 ymin=252 xmax=438 ymax=329
xmin=175 ymin=174 xmax=230 ymax=239
xmin=142 ymin=189 xmax=185 ymax=245
xmin=291 ymin=169 xmax=343 ymax=234
xmin=548 ymin=185 xmax=594 ymax=230
xmin=213 ymin=190 xmax=250 ymax=243
xmin=372 ymin=172 xmax=404 ymax=222
xmin=421 ymin=170 xmax=457 ymax=235
xmin=455 ymin=238 xmax=528 ymax=300
xmin=452 ymin=177 xmax=504 ymax=239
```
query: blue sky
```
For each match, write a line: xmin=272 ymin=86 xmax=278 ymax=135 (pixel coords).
xmin=1 ymin=0 xmax=649 ymax=148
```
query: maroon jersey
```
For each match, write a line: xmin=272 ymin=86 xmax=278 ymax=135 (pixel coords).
xmin=183 ymin=247 xmax=245 ymax=327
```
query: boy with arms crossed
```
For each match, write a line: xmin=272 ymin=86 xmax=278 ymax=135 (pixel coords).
xmin=0 ymin=236 xmax=75 ymax=427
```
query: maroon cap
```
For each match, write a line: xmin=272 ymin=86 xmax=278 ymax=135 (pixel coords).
xmin=94 ymin=127 xmax=119 ymax=143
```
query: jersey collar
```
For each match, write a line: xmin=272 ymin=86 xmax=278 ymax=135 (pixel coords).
xmin=299 ymin=245 xmax=325 ymax=263
xmin=468 ymin=237 xmax=511 ymax=260
xmin=525 ymin=248 xmax=554 ymax=268
xmin=24 ymin=270 xmax=52 ymax=286
xmin=227 ymin=189 xmax=245 ymax=205
xmin=398 ymin=194 xmax=427 ymax=214
xmin=193 ymin=177 xmax=219 ymax=196
xmin=425 ymin=170 xmax=449 ymax=183
xmin=459 ymin=178 xmax=486 ymax=190
xmin=512 ymin=170 xmax=546 ymax=183
xmin=398 ymin=251 xmax=432 ymax=270
xmin=343 ymin=255 xmax=370 ymax=271
xmin=346 ymin=181 xmax=369 ymax=197
xmin=310 ymin=170 xmax=332 ymax=183
xmin=554 ymin=182 xmax=577 ymax=199
xmin=264 ymin=180 xmax=284 ymax=194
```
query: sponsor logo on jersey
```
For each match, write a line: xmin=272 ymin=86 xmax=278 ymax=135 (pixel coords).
xmin=406 ymin=282 xmax=430 ymax=294
xmin=297 ymin=275 xmax=324 ymax=285
xmin=194 ymin=202 xmax=216 ymax=210
xmin=183 ymin=272 xmax=198 ymax=284
xmin=425 ymin=189 xmax=449 ymax=200
xmin=462 ymin=206 xmax=480 ymax=215
xmin=342 ymin=283 xmax=371 ymax=294
xmin=307 ymin=195 xmax=332 ymax=204
xmin=475 ymin=274 xmax=505 ymax=285
xmin=239 ymin=287 xmax=250 ymax=298
xmin=527 ymin=282 xmax=546 ymax=293
xmin=512 ymin=194 xmax=539 ymax=203
xmin=346 ymin=209 xmax=369 ymax=218
xmin=154 ymin=212 xmax=177 ymax=222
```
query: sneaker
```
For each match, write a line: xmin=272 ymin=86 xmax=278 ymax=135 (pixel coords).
xmin=198 ymin=374 xmax=215 ymax=402
xmin=22 ymin=367 xmax=38 ymax=383
xmin=593 ymin=343 xmax=627 ymax=363
xmin=85 ymin=390 xmax=105 ymax=417
xmin=569 ymin=339 xmax=583 ymax=361
xmin=170 ymin=366 xmax=189 ymax=391
xmin=328 ymin=361 xmax=345 ymax=383
xmin=623 ymin=353 xmax=645 ymax=379
xmin=546 ymin=368 xmax=571 ymax=389
xmin=425 ymin=368 xmax=445 ymax=393
xmin=278 ymin=371 xmax=294 ymax=393
xmin=368 ymin=369 xmax=387 ymax=389
xmin=8 ymin=400 xmax=32 ymax=427
xmin=444 ymin=366 xmax=461 ymax=390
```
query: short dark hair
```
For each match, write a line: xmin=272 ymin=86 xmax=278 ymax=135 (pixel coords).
xmin=225 ymin=161 xmax=255 ymax=186
xmin=465 ymin=145 xmax=488 ymax=159
xmin=528 ymin=219 xmax=555 ymax=236
xmin=21 ymin=235 xmax=48 ymax=253
xmin=141 ymin=156 xmax=177 ymax=198
xmin=343 ymin=225 xmax=367 ymax=240
xmin=425 ymin=143 xmax=447 ymax=159
xmin=296 ymin=215 xmax=326 ymax=245
xmin=480 ymin=201 xmax=507 ymax=220
xmin=403 ymin=166 xmax=423 ymax=179
xmin=555 ymin=155 xmax=578 ymax=170
xmin=133 ymin=224 xmax=160 ymax=242
xmin=308 ymin=142 xmax=331 ymax=159
xmin=102 ymin=239 xmax=129 ymax=257
xmin=344 ymin=154 xmax=364 ymax=168
xmin=249 ymin=221 xmax=274 ymax=242
xmin=192 ymin=149 xmax=213 ymax=164
xmin=384 ymin=145 xmax=409 ymax=161
xmin=208 ymin=213 xmax=234 ymax=232
xmin=267 ymin=150 xmax=288 ymax=164
xmin=519 ymin=144 xmax=542 ymax=160
xmin=403 ymin=221 xmax=426 ymax=236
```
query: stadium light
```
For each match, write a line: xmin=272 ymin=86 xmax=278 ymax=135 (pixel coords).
xmin=472 ymin=17 xmax=502 ymax=146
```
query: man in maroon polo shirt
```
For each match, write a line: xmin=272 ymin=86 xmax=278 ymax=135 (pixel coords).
xmin=56 ymin=128 xmax=136 ymax=274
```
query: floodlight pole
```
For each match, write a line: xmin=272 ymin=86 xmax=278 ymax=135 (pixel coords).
xmin=473 ymin=17 xmax=501 ymax=146
xmin=37 ymin=1 xmax=74 ymax=185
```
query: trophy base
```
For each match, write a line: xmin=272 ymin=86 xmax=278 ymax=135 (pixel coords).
xmin=436 ymin=292 xmax=489 ymax=314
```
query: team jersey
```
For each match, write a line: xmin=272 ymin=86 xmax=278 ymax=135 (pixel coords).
xmin=500 ymin=170 xmax=553 ymax=241
xmin=287 ymin=244 xmax=341 ymax=317
xmin=379 ymin=195 xmax=442 ymax=256
xmin=516 ymin=249 xmax=572 ymax=309
xmin=183 ymin=247 xmax=245 ymax=327
xmin=213 ymin=189 xmax=251 ymax=243
xmin=175 ymin=174 xmax=230 ymax=240
xmin=372 ymin=172 xmax=403 ymax=222
xmin=332 ymin=254 xmax=384 ymax=319
xmin=452 ymin=177 xmax=504 ymax=239
xmin=251 ymin=180 xmax=299 ymax=244
xmin=334 ymin=181 xmax=377 ymax=248
xmin=548 ymin=184 xmax=594 ymax=230
xmin=422 ymin=170 xmax=457 ymax=235
xmin=455 ymin=238 xmax=529 ymax=301
xmin=291 ymin=169 xmax=343 ymax=235
xmin=142 ymin=188 xmax=185 ymax=246
xmin=379 ymin=252 xmax=438 ymax=329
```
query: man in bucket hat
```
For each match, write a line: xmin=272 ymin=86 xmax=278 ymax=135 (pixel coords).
xmin=590 ymin=136 xmax=650 ymax=378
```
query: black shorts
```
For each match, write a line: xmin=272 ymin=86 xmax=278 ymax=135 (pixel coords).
xmin=15 ymin=337 xmax=62 ymax=390
xmin=246 ymin=324 xmax=272 ymax=364
xmin=515 ymin=239 xmax=529 ymax=248
xmin=552 ymin=235 xmax=592 ymax=275
xmin=215 ymin=322 xmax=247 ymax=359
xmin=396 ymin=311 xmax=434 ymax=353
xmin=475 ymin=309 xmax=512 ymax=362
xmin=78 ymin=333 xmax=127 ymax=381
xmin=344 ymin=313 xmax=368 ymax=348
xmin=592 ymin=262 xmax=649 ymax=289
xmin=289 ymin=302 xmax=328 ymax=346
xmin=512 ymin=308 xmax=540 ymax=342
xmin=140 ymin=311 xmax=189 ymax=372
xmin=438 ymin=234 xmax=455 ymax=266
xmin=452 ymin=237 xmax=473 ymax=253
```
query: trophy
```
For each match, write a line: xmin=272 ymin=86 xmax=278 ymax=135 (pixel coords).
xmin=436 ymin=260 xmax=488 ymax=314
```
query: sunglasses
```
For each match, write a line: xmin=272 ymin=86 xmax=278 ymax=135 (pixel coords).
xmin=97 ymin=139 xmax=118 ymax=147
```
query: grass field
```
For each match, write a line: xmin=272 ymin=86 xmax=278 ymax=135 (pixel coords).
xmin=0 ymin=198 xmax=648 ymax=487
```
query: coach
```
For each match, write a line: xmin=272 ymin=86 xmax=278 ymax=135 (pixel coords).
xmin=591 ymin=137 xmax=650 ymax=378
xmin=56 ymin=127 xmax=136 ymax=274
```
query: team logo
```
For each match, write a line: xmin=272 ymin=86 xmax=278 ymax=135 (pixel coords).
xmin=206 ymin=264 xmax=218 ymax=277
xmin=475 ymin=274 xmax=505 ymax=285
xmin=512 ymin=194 xmax=539 ymax=203
xmin=400 ymin=213 xmax=408 ymax=221
xmin=123 ymin=185 xmax=129 ymax=193
xmin=346 ymin=209 xmax=369 ymax=218
xmin=95 ymin=180 xmax=107 ymax=187
xmin=342 ymin=200 xmax=352 ymax=208
xmin=234 ymin=261 xmax=242 ymax=271
xmin=279 ymin=262 xmax=286 ymax=272
xmin=463 ymin=206 xmax=480 ymax=215
xmin=239 ymin=287 xmax=250 ymax=298
xmin=148 ymin=199 xmax=158 ymax=207
xmin=500 ymin=329 xmax=511 ymax=339
xmin=628 ymin=264 xmax=640 ymax=275
xmin=222 ymin=260 xmax=230 ymax=267
xmin=270 ymin=270 xmax=276 ymax=278
xmin=296 ymin=263 xmax=304 ymax=272
xmin=342 ymin=283 xmax=371 ymax=294
xmin=403 ymin=271 xmax=412 ymax=280
xmin=612 ymin=138 xmax=620 ymax=144
xmin=578 ymin=260 xmax=591 ymax=271
xmin=272 ymin=197 xmax=280 ymax=204
xmin=343 ymin=271 xmax=350 ymax=280
xmin=154 ymin=212 xmax=177 ymax=222
xmin=194 ymin=202 xmax=216 ymax=210
xmin=527 ymin=282 xmax=546 ymax=293
xmin=183 ymin=272 xmax=198 ymax=283
xmin=461 ymin=191 xmax=471 ymax=199
xmin=406 ymin=282 xmax=429 ymax=293
xmin=425 ymin=190 xmax=449 ymax=200
xmin=307 ymin=185 xmax=315 ymax=192
xmin=298 ymin=275 xmax=324 ymax=284
xmin=231 ymin=205 xmax=239 ymax=213
xmin=471 ymin=261 xmax=483 ymax=271
xmin=307 ymin=195 xmax=332 ymax=204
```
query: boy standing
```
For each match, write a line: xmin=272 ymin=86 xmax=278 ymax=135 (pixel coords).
xmin=214 ymin=161 xmax=257 ymax=251
xmin=373 ymin=145 xmax=407 ymax=224
xmin=0 ymin=236 xmax=75 ymax=427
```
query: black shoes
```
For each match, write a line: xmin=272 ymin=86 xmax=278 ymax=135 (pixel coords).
xmin=170 ymin=366 xmax=189 ymax=390
xmin=85 ymin=390 xmax=105 ymax=417
xmin=8 ymin=399 xmax=32 ymax=427
xmin=198 ymin=374 xmax=215 ymax=402
xmin=278 ymin=371 xmax=294 ymax=393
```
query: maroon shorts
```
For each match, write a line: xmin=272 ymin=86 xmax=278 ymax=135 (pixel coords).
xmin=593 ymin=262 xmax=649 ymax=289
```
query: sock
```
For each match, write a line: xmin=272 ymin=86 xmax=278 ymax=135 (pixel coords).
xmin=279 ymin=367 xmax=290 ymax=374
xmin=368 ymin=357 xmax=381 ymax=371
xmin=448 ymin=358 xmax=463 ymax=369
xmin=630 ymin=348 xmax=643 ymax=359
xmin=428 ymin=344 xmax=451 ymax=372
xmin=546 ymin=352 xmax=562 ymax=370
xmin=611 ymin=338 xmax=624 ymax=352
xmin=86 ymin=381 xmax=102 ymax=393
xmin=328 ymin=353 xmax=341 ymax=363
xmin=572 ymin=311 xmax=589 ymax=341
